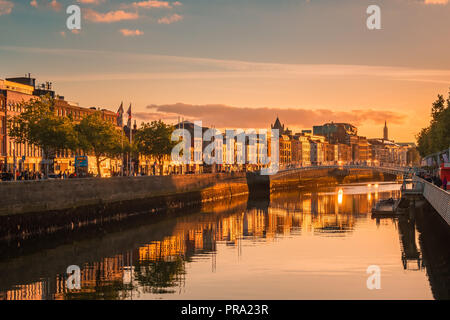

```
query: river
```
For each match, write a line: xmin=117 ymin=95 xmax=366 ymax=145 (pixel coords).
xmin=0 ymin=181 xmax=449 ymax=300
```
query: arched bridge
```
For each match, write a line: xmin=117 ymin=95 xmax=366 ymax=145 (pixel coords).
xmin=275 ymin=165 xmax=411 ymax=178
xmin=248 ymin=165 xmax=413 ymax=194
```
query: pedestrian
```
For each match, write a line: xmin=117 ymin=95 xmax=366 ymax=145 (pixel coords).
xmin=443 ymin=176 xmax=448 ymax=191
xmin=434 ymin=175 xmax=442 ymax=188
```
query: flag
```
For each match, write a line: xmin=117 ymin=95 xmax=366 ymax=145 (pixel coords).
xmin=117 ymin=102 xmax=124 ymax=127
xmin=127 ymin=104 xmax=132 ymax=128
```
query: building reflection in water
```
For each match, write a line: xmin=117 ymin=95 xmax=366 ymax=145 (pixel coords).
xmin=0 ymin=183 xmax=448 ymax=300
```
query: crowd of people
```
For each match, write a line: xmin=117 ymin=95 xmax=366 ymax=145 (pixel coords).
xmin=1 ymin=170 xmax=44 ymax=181
xmin=417 ymin=171 xmax=448 ymax=191
xmin=0 ymin=170 xmax=96 ymax=181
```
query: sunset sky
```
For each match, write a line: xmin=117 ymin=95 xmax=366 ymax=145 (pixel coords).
xmin=1 ymin=0 xmax=450 ymax=142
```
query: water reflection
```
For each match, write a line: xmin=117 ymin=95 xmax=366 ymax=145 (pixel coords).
xmin=0 ymin=182 xmax=448 ymax=300
xmin=397 ymin=215 xmax=423 ymax=271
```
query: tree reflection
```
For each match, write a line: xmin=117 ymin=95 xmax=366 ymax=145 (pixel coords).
xmin=133 ymin=256 xmax=186 ymax=294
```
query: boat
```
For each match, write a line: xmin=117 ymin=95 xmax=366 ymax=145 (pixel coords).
xmin=371 ymin=198 xmax=404 ymax=216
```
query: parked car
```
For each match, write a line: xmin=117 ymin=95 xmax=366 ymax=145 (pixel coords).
xmin=46 ymin=173 xmax=60 ymax=180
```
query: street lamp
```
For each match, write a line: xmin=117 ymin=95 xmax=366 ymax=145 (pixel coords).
xmin=12 ymin=142 xmax=16 ymax=181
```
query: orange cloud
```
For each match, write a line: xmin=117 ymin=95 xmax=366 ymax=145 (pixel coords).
xmin=84 ymin=8 xmax=139 ymax=23
xmin=158 ymin=13 xmax=183 ymax=24
xmin=119 ymin=29 xmax=144 ymax=36
xmin=141 ymin=103 xmax=407 ymax=130
xmin=0 ymin=0 xmax=13 ymax=15
xmin=77 ymin=0 xmax=106 ymax=5
xmin=424 ymin=0 xmax=448 ymax=4
xmin=49 ymin=0 xmax=61 ymax=11
xmin=29 ymin=0 xmax=62 ymax=11
xmin=131 ymin=1 xmax=173 ymax=8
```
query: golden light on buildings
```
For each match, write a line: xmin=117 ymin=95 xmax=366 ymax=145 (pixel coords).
xmin=338 ymin=188 xmax=343 ymax=205
xmin=368 ymin=193 xmax=372 ymax=201
xmin=374 ymin=184 xmax=379 ymax=188
xmin=368 ymin=184 xmax=372 ymax=187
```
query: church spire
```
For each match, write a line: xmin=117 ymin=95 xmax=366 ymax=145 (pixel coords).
xmin=383 ymin=121 xmax=388 ymax=140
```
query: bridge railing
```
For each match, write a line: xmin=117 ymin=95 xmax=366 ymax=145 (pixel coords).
xmin=277 ymin=164 xmax=410 ymax=176
xmin=413 ymin=176 xmax=450 ymax=226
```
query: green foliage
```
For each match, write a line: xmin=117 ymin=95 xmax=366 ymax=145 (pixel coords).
xmin=75 ymin=112 xmax=123 ymax=176
xmin=7 ymin=95 xmax=78 ymax=158
xmin=134 ymin=120 xmax=177 ymax=163
xmin=416 ymin=90 xmax=450 ymax=157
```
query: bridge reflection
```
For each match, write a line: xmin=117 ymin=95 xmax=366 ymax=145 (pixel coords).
xmin=0 ymin=184 xmax=447 ymax=300
xmin=397 ymin=216 xmax=423 ymax=271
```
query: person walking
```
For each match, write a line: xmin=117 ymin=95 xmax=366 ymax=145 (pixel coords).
xmin=443 ymin=176 xmax=448 ymax=191
xmin=434 ymin=175 xmax=442 ymax=188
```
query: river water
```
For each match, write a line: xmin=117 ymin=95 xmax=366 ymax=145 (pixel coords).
xmin=0 ymin=181 xmax=449 ymax=300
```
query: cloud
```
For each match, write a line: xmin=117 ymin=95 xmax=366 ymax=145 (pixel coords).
xmin=84 ymin=8 xmax=139 ymax=23
xmin=60 ymin=29 xmax=80 ymax=37
xmin=134 ymin=111 xmax=178 ymax=121
xmin=29 ymin=0 xmax=62 ymax=11
xmin=77 ymin=0 xmax=106 ymax=5
xmin=0 ymin=0 xmax=13 ymax=15
xmin=139 ymin=103 xmax=407 ymax=129
xmin=158 ymin=13 xmax=182 ymax=24
xmin=131 ymin=1 xmax=173 ymax=9
xmin=119 ymin=29 xmax=144 ymax=36
xmin=49 ymin=0 xmax=61 ymax=11
xmin=124 ymin=1 xmax=182 ymax=9
xmin=2 ymin=46 xmax=450 ymax=85
xmin=424 ymin=0 xmax=448 ymax=4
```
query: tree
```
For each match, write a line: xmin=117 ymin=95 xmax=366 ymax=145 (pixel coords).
xmin=7 ymin=95 xmax=78 ymax=175
xmin=134 ymin=120 xmax=178 ymax=175
xmin=416 ymin=90 xmax=450 ymax=157
xmin=75 ymin=112 xmax=123 ymax=177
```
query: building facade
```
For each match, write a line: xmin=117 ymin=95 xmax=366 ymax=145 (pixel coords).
xmin=1 ymin=75 xmax=122 ymax=177
xmin=0 ymin=78 xmax=43 ymax=173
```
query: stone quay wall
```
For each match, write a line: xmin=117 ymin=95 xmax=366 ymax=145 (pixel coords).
xmin=0 ymin=172 xmax=249 ymax=217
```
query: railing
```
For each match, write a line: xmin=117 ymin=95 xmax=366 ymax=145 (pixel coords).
xmin=2 ymin=163 xmax=413 ymax=182
xmin=413 ymin=176 xmax=450 ymax=226
xmin=275 ymin=164 xmax=411 ymax=177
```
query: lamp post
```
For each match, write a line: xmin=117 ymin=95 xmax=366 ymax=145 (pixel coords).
xmin=12 ymin=142 xmax=16 ymax=181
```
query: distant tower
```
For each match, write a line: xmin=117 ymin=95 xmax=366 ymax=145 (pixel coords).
xmin=383 ymin=121 xmax=388 ymax=140
xmin=271 ymin=116 xmax=285 ymax=134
